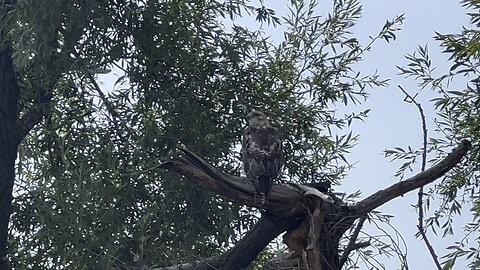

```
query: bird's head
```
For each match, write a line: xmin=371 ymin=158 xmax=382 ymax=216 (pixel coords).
xmin=246 ymin=110 xmax=269 ymax=125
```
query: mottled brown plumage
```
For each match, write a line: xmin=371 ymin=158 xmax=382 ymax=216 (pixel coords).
xmin=241 ymin=111 xmax=282 ymax=206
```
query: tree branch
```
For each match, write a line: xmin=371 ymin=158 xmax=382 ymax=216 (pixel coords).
xmin=351 ymin=140 xmax=471 ymax=216
xmin=0 ymin=41 xmax=21 ymax=270
xmin=159 ymin=148 xmax=336 ymax=269
xmin=152 ymin=257 xmax=221 ymax=270
xmin=339 ymin=215 xmax=368 ymax=267
xmin=152 ymin=213 xmax=305 ymax=270
xmin=159 ymin=141 xmax=470 ymax=270
xmin=222 ymin=212 xmax=305 ymax=269
xmin=160 ymin=147 xmax=306 ymax=216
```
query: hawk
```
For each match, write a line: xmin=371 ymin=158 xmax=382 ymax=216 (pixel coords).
xmin=241 ymin=111 xmax=282 ymax=206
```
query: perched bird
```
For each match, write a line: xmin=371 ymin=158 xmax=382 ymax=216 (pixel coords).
xmin=241 ymin=111 xmax=282 ymax=206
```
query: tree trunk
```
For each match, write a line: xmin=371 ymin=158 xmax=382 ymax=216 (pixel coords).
xmin=0 ymin=45 xmax=21 ymax=270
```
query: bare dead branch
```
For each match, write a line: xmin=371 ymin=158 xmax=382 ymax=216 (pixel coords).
xmin=159 ymin=141 xmax=470 ymax=270
xmin=160 ymin=148 xmax=344 ymax=269
xmin=351 ymin=140 xmax=471 ymax=216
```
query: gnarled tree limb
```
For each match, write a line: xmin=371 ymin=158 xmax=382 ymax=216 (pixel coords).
xmin=160 ymin=147 xmax=306 ymax=216
xmin=159 ymin=140 xmax=470 ymax=270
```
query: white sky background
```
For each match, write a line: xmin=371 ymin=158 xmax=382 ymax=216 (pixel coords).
xmin=97 ymin=0 xmax=473 ymax=269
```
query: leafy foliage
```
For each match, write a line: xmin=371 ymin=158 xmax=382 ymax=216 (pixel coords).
xmin=2 ymin=0 xmax=396 ymax=269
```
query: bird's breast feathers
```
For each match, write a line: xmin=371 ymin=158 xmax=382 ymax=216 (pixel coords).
xmin=242 ymin=125 xmax=281 ymax=160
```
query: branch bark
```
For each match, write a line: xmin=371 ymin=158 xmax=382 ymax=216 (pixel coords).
xmin=351 ymin=140 xmax=471 ymax=216
xmin=160 ymin=148 xmax=306 ymax=216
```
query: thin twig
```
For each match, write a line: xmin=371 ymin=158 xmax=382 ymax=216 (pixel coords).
xmin=339 ymin=215 xmax=368 ymax=267
xmin=72 ymin=50 xmax=120 ymax=125
xmin=86 ymin=71 xmax=119 ymax=120
xmin=369 ymin=212 xmax=410 ymax=269
xmin=398 ymin=85 xmax=442 ymax=270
